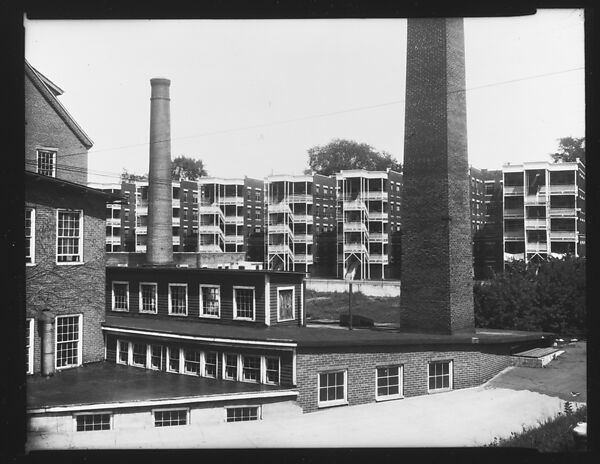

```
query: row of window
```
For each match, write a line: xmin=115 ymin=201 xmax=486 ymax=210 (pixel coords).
xmin=26 ymin=315 xmax=83 ymax=374
xmin=75 ymin=406 xmax=260 ymax=432
xmin=112 ymin=282 xmax=295 ymax=321
xmin=25 ymin=208 xmax=83 ymax=264
xmin=318 ymin=361 xmax=453 ymax=408
xmin=116 ymin=339 xmax=281 ymax=385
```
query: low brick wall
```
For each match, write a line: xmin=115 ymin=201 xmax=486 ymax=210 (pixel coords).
xmin=297 ymin=344 xmax=512 ymax=413
xmin=306 ymin=278 xmax=401 ymax=297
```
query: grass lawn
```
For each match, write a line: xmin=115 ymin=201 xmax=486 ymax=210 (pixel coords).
xmin=305 ymin=289 xmax=400 ymax=323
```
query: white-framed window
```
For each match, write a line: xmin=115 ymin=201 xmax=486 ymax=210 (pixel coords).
xmin=74 ymin=412 xmax=112 ymax=432
xmin=223 ymin=353 xmax=239 ymax=380
xmin=167 ymin=346 xmax=181 ymax=373
xmin=56 ymin=209 xmax=83 ymax=264
xmin=55 ymin=314 xmax=82 ymax=369
xmin=277 ymin=286 xmax=295 ymax=321
xmin=168 ymin=284 xmax=188 ymax=316
xmin=226 ymin=406 xmax=260 ymax=423
xmin=427 ymin=360 xmax=453 ymax=392
xmin=183 ymin=349 xmax=201 ymax=376
xmin=131 ymin=342 xmax=147 ymax=368
xmin=318 ymin=370 xmax=347 ymax=408
xmin=112 ymin=281 xmax=129 ymax=312
xmin=204 ymin=351 xmax=218 ymax=378
xmin=25 ymin=208 xmax=35 ymax=264
xmin=117 ymin=340 xmax=129 ymax=365
xmin=376 ymin=365 xmax=403 ymax=401
xmin=149 ymin=344 xmax=163 ymax=370
xmin=199 ymin=285 xmax=220 ymax=318
xmin=242 ymin=355 xmax=261 ymax=383
xmin=139 ymin=283 xmax=158 ymax=314
xmin=233 ymin=286 xmax=255 ymax=321
xmin=37 ymin=149 xmax=56 ymax=177
xmin=153 ymin=408 xmax=189 ymax=427
xmin=26 ymin=318 xmax=34 ymax=374
xmin=265 ymin=357 xmax=280 ymax=385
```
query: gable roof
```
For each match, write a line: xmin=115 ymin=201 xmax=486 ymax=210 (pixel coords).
xmin=25 ymin=60 xmax=93 ymax=149
xmin=26 ymin=170 xmax=122 ymax=203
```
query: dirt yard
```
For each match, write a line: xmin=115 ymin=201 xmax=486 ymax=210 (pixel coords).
xmin=305 ymin=290 xmax=399 ymax=323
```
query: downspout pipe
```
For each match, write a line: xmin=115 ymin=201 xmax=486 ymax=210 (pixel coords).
xmin=39 ymin=311 xmax=55 ymax=377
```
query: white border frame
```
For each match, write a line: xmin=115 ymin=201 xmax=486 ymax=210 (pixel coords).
xmin=199 ymin=284 xmax=221 ymax=319
xmin=166 ymin=346 xmax=183 ymax=374
xmin=139 ymin=282 xmax=158 ymax=314
xmin=426 ymin=360 xmax=454 ymax=394
xmin=276 ymin=286 xmax=295 ymax=322
xmin=203 ymin=350 xmax=218 ymax=378
xmin=233 ymin=286 xmax=256 ymax=321
xmin=130 ymin=341 xmax=148 ymax=368
xmin=182 ymin=347 xmax=202 ymax=376
xmin=148 ymin=343 xmax=163 ymax=371
xmin=168 ymin=283 xmax=188 ymax=316
xmin=25 ymin=208 xmax=36 ymax=265
xmin=55 ymin=209 xmax=84 ymax=265
xmin=222 ymin=352 xmax=240 ymax=381
xmin=73 ymin=411 xmax=113 ymax=432
xmin=55 ymin=314 xmax=82 ymax=370
xmin=36 ymin=147 xmax=57 ymax=178
xmin=26 ymin=318 xmax=34 ymax=374
xmin=241 ymin=354 xmax=261 ymax=384
xmin=152 ymin=407 xmax=190 ymax=427
xmin=264 ymin=356 xmax=281 ymax=385
xmin=111 ymin=281 xmax=130 ymax=312
xmin=116 ymin=339 xmax=130 ymax=365
xmin=224 ymin=405 xmax=262 ymax=423
xmin=375 ymin=365 xmax=404 ymax=402
xmin=317 ymin=370 xmax=348 ymax=408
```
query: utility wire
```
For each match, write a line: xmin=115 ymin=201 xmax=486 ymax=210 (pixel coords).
xmin=52 ymin=66 xmax=584 ymax=160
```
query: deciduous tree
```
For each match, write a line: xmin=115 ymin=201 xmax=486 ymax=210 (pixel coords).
xmin=550 ymin=137 xmax=585 ymax=164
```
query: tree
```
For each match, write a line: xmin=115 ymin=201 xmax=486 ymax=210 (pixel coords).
xmin=550 ymin=137 xmax=585 ymax=164
xmin=172 ymin=155 xmax=207 ymax=181
xmin=305 ymin=139 xmax=402 ymax=176
xmin=121 ymin=169 xmax=147 ymax=182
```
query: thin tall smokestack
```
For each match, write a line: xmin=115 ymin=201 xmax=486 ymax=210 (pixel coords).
xmin=147 ymin=78 xmax=174 ymax=265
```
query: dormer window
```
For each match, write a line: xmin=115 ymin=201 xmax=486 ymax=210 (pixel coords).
xmin=37 ymin=149 xmax=56 ymax=177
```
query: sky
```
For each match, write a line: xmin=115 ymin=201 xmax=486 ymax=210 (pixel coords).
xmin=24 ymin=11 xmax=585 ymax=185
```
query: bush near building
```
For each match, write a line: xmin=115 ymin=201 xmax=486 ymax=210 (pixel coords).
xmin=474 ymin=256 xmax=585 ymax=338
xmin=488 ymin=404 xmax=587 ymax=451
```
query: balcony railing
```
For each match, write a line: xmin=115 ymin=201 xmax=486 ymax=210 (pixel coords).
xmin=198 ymin=225 xmax=223 ymax=234
xmin=344 ymin=243 xmax=368 ymax=254
xmin=343 ymin=198 xmax=368 ymax=211
xmin=199 ymin=204 xmax=224 ymax=217
xmin=526 ymin=242 xmax=548 ymax=252
xmin=369 ymin=255 xmax=389 ymax=264
xmin=293 ymin=234 xmax=313 ymax=243
xmin=367 ymin=211 xmax=388 ymax=221
xmin=524 ymin=218 xmax=546 ymax=229
xmin=136 ymin=226 xmax=147 ymax=235
xmin=269 ymin=224 xmax=294 ymax=235
xmin=294 ymin=214 xmax=313 ymax=224
xmin=172 ymin=236 xmax=180 ymax=245
xmin=549 ymin=231 xmax=578 ymax=241
xmin=107 ymin=218 xmax=120 ymax=227
xmin=368 ymin=233 xmax=388 ymax=243
xmin=294 ymin=254 xmax=313 ymax=264
xmin=106 ymin=236 xmax=122 ymax=245
xmin=344 ymin=221 xmax=367 ymax=233
xmin=549 ymin=208 xmax=577 ymax=217
xmin=199 ymin=244 xmax=223 ymax=253
xmin=218 ymin=196 xmax=244 ymax=205
xmin=269 ymin=244 xmax=293 ymax=254
xmin=503 ymin=185 xmax=524 ymax=196
xmin=136 ymin=205 xmax=148 ymax=216
xmin=504 ymin=231 xmax=525 ymax=240
xmin=172 ymin=198 xmax=181 ymax=208
xmin=172 ymin=217 xmax=181 ymax=226
xmin=362 ymin=191 xmax=388 ymax=201
xmin=524 ymin=194 xmax=547 ymax=205
xmin=289 ymin=194 xmax=313 ymax=204
xmin=224 ymin=235 xmax=245 ymax=244
xmin=136 ymin=245 xmax=147 ymax=252
xmin=224 ymin=216 xmax=244 ymax=225
xmin=504 ymin=208 xmax=524 ymax=218
xmin=548 ymin=184 xmax=577 ymax=195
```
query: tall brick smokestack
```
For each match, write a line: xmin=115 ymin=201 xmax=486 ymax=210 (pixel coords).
xmin=400 ymin=18 xmax=474 ymax=334
xmin=147 ymin=78 xmax=174 ymax=265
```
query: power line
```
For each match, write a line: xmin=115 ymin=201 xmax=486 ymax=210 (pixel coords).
xmin=53 ymin=66 xmax=584 ymax=160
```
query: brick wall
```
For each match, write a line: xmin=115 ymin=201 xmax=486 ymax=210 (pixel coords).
xmin=25 ymin=73 xmax=89 ymax=185
xmin=26 ymin=181 xmax=107 ymax=374
xmin=296 ymin=344 xmax=512 ymax=413
xmin=400 ymin=18 xmax=474 ymax=334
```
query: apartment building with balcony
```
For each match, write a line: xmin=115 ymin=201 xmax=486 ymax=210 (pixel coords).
xmin=502 ymin=160 xmax=585 ymax=263
xmin=335 ymin=169 xmax=402 ymax=280
xmin=265 ymin=174 xmax=336 ymax=274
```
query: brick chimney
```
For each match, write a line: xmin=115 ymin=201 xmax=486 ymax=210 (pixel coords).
xmin=146 ymin=78 xmax=174 ymax=265
xmin=400 ymin=18 xmax=475 ymax=334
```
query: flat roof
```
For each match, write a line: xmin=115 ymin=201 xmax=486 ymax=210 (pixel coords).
xmin=106 ymin=266 xmax=304 ymax=277
xmin=27 ymin=362 xmax=293 ymax=411
xmin=104 ymin=314 xmax=553 ymax=349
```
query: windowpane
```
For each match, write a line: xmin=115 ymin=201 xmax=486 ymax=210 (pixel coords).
xmin=242 ymin=356 xmax=260 ymax=382
xmin=169 ymin=285 xmax=187 ymax=315
xmin=224 ymin=354 xmax=238 ymax=380
xmin=201 ymin=286 xmax=220 ymax=316
xmin=56 ymin=315 xmax=80 ymax=368
xmin=113 ymin=283 xmax=128 ymax=311
xmin=265 ymin=357 xmax=279 ymax=384
xmin=25 ymin=209 xmax=34 ymax=263
xmin=319 ymin=371 xmax=346 ymax=405
xmin=76 ymin=414 xmax=111 ymax=432
xmin=150 ymin=345 xmax=162 ymax=370
xmin=118 ymin=340 xmax=129 ymax=364
xmin=278 ymin=289 xmax=294 ymax=320
xmin=140 ymin=284 xmax=157 ymax=313
xmin=57 ymin=211 xmax=82 ymax=262
xmin=376 ymin=366 xmax=401 ymax=398
xmin=132 ymin=343 xmax=146 ymax=367
xmin=204 ymin=352 xmax=217 ymax=378
xmin=428 ymin=361 xmax=451 ymax=391
xmin=234 ymin=288 xmax=254 ymax=319
xmin=226 ymin=407 xmax=259 ymax=422
xmin=154 ymin=410 xmax=188 ymax=427
xmin=184 ymin=350 xmax=200 ymax=375
xmin=26 ymin=319 xmax=33 ymax=374
xmin=168 ymin=348 xmax=180 ymax=372
xmin=37 ymin=150 xmax=56 ymax=177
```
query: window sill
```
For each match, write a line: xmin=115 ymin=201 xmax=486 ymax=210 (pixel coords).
xmin=56 ymin=261 xmax=85 ymax=266
xmin=26 ymin=262 xmax=36 ymax=267
xmin=233 ymin=317 xmax=255 ymax=322
xmin=112 ymin=308 xmax=129 ymax=312
xmin=139 ymin=310 xmax=158 ymax=315
xmin=317 ymin=400 xmax=348 ymax=409
xmin=200 ymin=314 xmax=221 ymax=319
xmin=427 ymin=388 xmax=453 ymax=394
xmin=276 ymin=317 xmax=295 ymax=323
xmin=168 ymin=313 xmax=189 ymax=317
xmin=376 ymin=395 xmax=404 ymax=402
